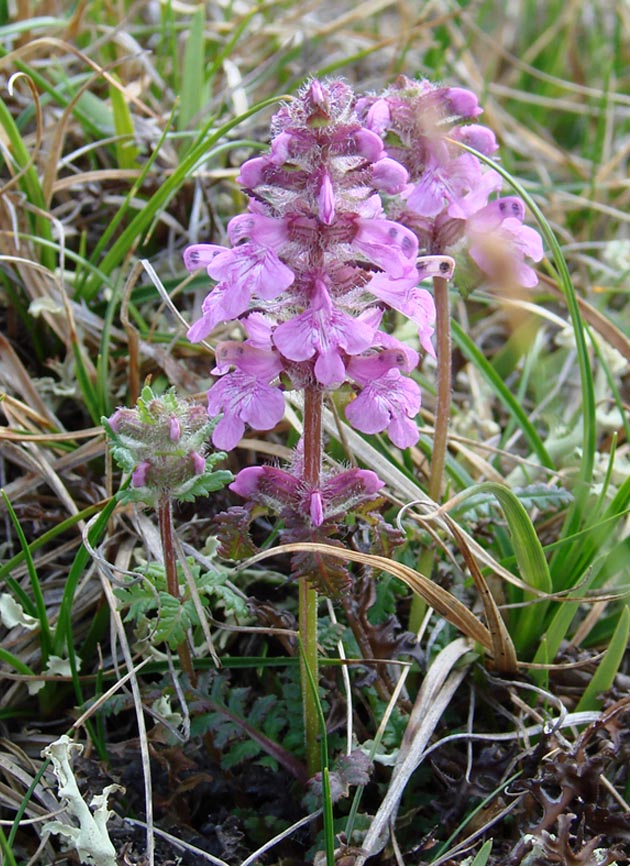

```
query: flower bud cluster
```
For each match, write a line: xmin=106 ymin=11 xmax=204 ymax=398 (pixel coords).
xmin=357 ymin=75 xmax=544 ymax=288
xmin=106 ymin=386 xmax=217 ymax=497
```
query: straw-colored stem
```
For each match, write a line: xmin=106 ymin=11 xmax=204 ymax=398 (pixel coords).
xmin=409 ymin=276 xmax=451 ymax=634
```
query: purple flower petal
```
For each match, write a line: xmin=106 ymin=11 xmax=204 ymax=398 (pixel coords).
xmin=207 ymin=371 xmax=285 ymax=449
xmin=372 ymin=157 xmax=409 ymax=194
xmin=353 ymin=218 xmax=418 ymax=278
xmin=228 ymin=213 xmax=289 ymax=250
xmin=318 ymin=172 xmax=335 ymax=225
xmin=345 ymin=369 xmax=421 ymax=447
xmin=183 ymin=244 xmax=226 ymax=272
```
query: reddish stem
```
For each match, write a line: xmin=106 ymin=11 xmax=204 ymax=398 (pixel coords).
xmin=157 ymin=495 xmax=197 ymax=685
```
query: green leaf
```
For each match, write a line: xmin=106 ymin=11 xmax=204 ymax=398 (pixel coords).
xmin=176 ymin=468 xmax=234 ymax=502
xmin=153 ymin=592 xmax=197 ymax=650
xmin=469 ymin=840 xmax=494 ymax=866
xmin=452 ymin=321 xmax=554 ymax=471
xmin=575 ymin=606 xmax=630 ymax=712
xmin=451 ymin=481 xmax=553 ymax=654
xmin=178 ymin=6 xmax=210 ymax=132
xmin=109 ymin=77 xmax=140 ymax=169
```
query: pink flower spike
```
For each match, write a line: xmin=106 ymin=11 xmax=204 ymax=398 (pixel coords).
xmin=169 ymin=416 xmax=182 ymax=442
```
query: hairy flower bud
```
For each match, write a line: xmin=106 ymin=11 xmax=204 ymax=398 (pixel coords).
xmin=103 ymin=386 xmax=231 ymax=501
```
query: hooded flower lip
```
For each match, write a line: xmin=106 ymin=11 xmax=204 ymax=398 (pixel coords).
xmin=352 ymin=217 xmax=418 ymax=277
xmin=183 ymin=243 xmax=226 ymax=272
xmin=212 ymin=341 xmax=285 ymax=378
xmin=466 ymin=197 xmax=544 ymax=288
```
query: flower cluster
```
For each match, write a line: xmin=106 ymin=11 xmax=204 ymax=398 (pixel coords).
xmin=104 ymin=386 xmax=232 ymax=503
xmin=184 ymin=77 xmax=544 ymax=537
xmin=186 ymin=77 xmax=544 ymax=457
xmin=356 ymin=75 xmax=544 ymax=288
xmin=185 ymin=79 xmax=452 ymax=453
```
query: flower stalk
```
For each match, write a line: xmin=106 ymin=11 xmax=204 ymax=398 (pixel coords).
xmin=301 ymin=386 xmax=323 ymax=775
xmin=157 ymin=494 xmax=197 ymax=685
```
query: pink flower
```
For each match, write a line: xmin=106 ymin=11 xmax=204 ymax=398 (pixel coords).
xmin=467 ymin=197 xmax=544 ymax=288
xmin=367 ymin=270 xmax=436 ymax=356
xmin=345 ymin=368 xmax=422 ymax=448
xmin=211 ymin=243 xmax=294 ymax=301
xmin=406 ymin=152 xmax=483 ymax=219
xmin=186 ymin=280 xmax=249 ymax=343
xmin=273 ymin=280 xmax=377 ymax=386
xmin=207 ymin=371 xmax=285 ymax=450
